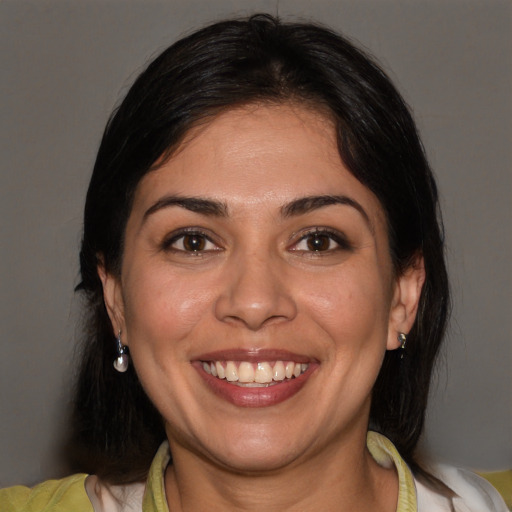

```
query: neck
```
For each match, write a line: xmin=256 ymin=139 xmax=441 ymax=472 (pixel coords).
xmin=164 ymin=430 xmax=398 ymax=512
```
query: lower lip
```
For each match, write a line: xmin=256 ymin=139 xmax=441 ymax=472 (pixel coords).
xmin=193 ymin=363 xmax=316 ymax=408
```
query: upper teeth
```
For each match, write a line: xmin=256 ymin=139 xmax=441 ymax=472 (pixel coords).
xmin=202 ymin=361 xmax=308 ymax=384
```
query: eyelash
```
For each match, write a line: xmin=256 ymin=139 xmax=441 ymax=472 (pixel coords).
xmin=161 ymin=228 xmax=220 ymax=255
xmin=290 ymin=228 xmax=353 ymax=255
xmin=161 ymin=227 xmax=352 ymax=256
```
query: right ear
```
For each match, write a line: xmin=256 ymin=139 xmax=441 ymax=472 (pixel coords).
xmin=97 ymin=258 xmax=126 ymax=338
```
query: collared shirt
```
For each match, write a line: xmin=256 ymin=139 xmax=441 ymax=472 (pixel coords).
xmin=1 ymin=432 xmax=507 ymax=511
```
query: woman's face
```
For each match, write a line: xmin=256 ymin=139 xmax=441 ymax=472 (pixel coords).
xmin=101 ymin=104 xmax=422 ymax=473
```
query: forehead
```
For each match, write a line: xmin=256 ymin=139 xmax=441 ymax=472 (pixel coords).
xmin=132 ymin=104 xmax=386 ymax=225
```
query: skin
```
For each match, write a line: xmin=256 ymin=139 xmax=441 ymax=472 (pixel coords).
xmin=99 ymin=103 xmax=425 ymax=511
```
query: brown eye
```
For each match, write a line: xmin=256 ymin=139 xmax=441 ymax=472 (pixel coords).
xmin=306 ymin=233 xmax=332 ymax=251
xmin=291 ymin=228 xmax=352 ymax=254
xmin=164 ymin=231 xmax=218 ymax=253
xmin=182 ymin=234 xmax=207 ymax=252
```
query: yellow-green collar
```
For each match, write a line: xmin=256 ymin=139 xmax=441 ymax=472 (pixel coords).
xmin=143 ymin=432 xmax=417 ymax=512
xmin=367 ymin=431 xmax=417 ymax=512
xmin=142 ymin=441 xmax=170 ymax=512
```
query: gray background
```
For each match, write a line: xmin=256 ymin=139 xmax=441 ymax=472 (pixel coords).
xmin=1 ymin=0 xmax=511 ymax=487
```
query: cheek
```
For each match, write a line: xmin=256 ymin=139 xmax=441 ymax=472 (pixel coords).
xmin=122 ymin=265 xmax=217 ymax=347
xmin=298 ymin=265 xmax=392 ymax=349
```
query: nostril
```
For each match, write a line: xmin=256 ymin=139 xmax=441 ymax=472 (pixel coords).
xmin=215 ymin=295 xmax=297 ymax=330
xmin=227 ymin=313 xmax=290 ymax=329
xmin=214 ymin=260 xmax=298 ymax=329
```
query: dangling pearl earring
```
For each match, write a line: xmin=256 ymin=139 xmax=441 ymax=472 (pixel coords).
xmin=113 ymin=330 xmax=129 ymax=372
xmin=398 ymin=332 xmax=407 ymax=359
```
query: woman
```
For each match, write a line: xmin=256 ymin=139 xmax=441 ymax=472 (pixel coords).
xmin=1 ymin=14 xmax=507 ymax=512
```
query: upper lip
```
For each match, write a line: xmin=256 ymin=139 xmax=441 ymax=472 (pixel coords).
xmin=194 ymin=348 xmax=315 ymax=364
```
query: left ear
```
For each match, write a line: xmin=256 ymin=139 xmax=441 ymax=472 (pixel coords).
xmin=387 ymin=254 xmax=426 ymax=350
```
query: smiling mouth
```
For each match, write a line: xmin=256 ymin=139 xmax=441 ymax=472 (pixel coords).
xmin=201 ymin=360 xmax=309 ymax=387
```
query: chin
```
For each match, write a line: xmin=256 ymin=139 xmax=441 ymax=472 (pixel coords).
xmin=198 ymin=422 xmax=308 ymax=474
xmin=213 ymin=444 xmax=303 ymax=474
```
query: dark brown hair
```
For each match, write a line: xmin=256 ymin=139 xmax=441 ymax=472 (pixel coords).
xmin=71 ymin=14 xmax=449 ymax=485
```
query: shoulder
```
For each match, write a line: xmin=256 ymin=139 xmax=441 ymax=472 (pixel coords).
xmin=416 ymin=463 xmax=509 ymax=512
xmin=0 ymin=474 xmax=146 ymax=512
xmin=85 ymin=475 xmax=145 ymax=512
xmin=0 ymin=474 xmax=92 ymax=512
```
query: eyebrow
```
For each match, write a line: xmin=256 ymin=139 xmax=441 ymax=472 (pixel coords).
xmin=143 ymin=195 xmax=228 ymax=220
xmin=143 ymin=193 xmax=372 ymax=230
xmin=281 ymin=195 xmax=372 ymax=229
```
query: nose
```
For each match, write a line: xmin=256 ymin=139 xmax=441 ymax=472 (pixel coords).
xmin=214 ymin=250 xmax=297 ymax=330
